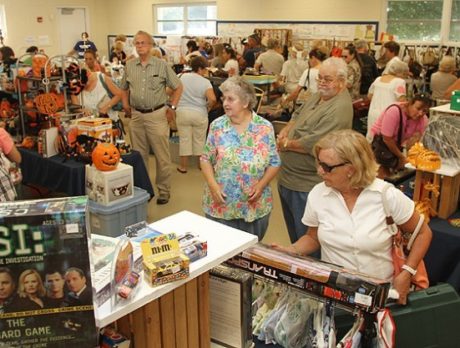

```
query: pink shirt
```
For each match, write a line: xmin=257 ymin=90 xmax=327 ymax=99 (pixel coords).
xmin=0 ymin=128 xmax=14 ymax=155
xmin=371 ymin=103 xmax=429 ymax=144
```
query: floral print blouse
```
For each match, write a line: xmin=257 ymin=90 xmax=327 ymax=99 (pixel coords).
xmin=201 ymin=112 xmax=281 ymax=222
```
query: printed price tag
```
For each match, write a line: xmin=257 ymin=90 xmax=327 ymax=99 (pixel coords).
xmin=66 ymin=223 xmax=79 ymax=234
xmin=354 ymin=292 xmax=372 ymax=307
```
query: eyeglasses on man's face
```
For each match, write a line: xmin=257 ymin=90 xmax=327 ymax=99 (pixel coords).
xmin=134 ymin=41 xmax=151 ymax=47
xmin=315 ymin=75 xmax=337 ymax=85
xmin=317 ymin=161 xmax=349 ymax=173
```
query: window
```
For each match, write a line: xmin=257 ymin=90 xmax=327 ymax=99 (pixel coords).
xmin=154 ymin=3 xmax=216 ymax=36
xmin=450 ymin=0 xmax=460 ymax=40
xmin=0 ymin=5 xmax=6 ymax=41
xmin=387 ymin=0 xmax=443 ymax=41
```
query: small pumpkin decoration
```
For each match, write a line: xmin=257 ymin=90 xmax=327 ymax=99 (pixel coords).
xmin=92 ymin=142 xmax=121 ymax=171
xmin=0 ymin=99 xmax=12 ymax=119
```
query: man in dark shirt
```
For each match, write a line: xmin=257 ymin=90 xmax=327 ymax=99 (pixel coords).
xmin=240 ymin=34 xmax=262 ymax=69
xmin=355 ymin=40 xmax=379 ymax=95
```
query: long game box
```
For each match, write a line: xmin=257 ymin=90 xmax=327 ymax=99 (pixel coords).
xmin=0 ymin=197 xmax=97 ymax=348
xmin=226 ymin=243 xmax=390 ymax=313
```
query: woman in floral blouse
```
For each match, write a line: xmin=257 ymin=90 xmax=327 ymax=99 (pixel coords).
xmin=200 ymin=77 xmax=281 ymax=240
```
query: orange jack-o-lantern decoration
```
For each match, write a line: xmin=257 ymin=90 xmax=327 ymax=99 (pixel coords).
xmin=34 ymin=93 xmax=59 ymax=115
xmin=92 ymin=142 xmax=121 ymax=171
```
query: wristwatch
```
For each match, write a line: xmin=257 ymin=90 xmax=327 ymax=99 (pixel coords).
xmin=402 ymin=264 xmax=417 ymax=276
xmin=168 ymin=103 xmax=177 ymax=111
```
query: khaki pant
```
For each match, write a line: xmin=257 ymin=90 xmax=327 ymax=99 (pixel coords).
xmin=176 ymin=107 xmax=208 ymax=156
xmin=129 ymin=107 xmax=171 ymax=197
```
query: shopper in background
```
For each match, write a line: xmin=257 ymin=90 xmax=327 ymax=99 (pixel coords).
xmin=278 ymin=43 xmax=309 ymax=95
xmin=68 ymin=31 xmax=98 ymax=60
xmin=83 ymin=49 xmax=107 ymax=75
xmin=254 ymin=38 xmax=285 ymax=75
xmin=276 ymin=57 xmax=353 ymax=244
xmin=121 ymin=30 xmax=183 ymax=205
xmin=182 ymin=40 xmax=201 ymax=64
xmin=239 ymin=34 xmax=262 ymax=70
xmin=222 ymin=45 xmax=239 ymax=77
xmin=342 ymin=44 xmax=362 ymax=100
xmin=354 ymin=39 xmax=379 ymax=96
xmin=0 ymin=46 xmax=17 ymax=79
xmin=70 ymin=69 xmax=122 ymax=122
xmin=370 ymin=94 xmax=432 ymax=177
xmin=381 ymin=41 xmax=401 ymax=75
xmin=430 ymin=56 xmax=457 ymax=100
xmin=109 ymin=40 xmax=127 ymax=65
xmin=367 ymin=59 xmax=408 ymax=140
xmin=280 ymin=47 xmax=328 ymax=108
xmin=210 ymin=43 xmax=225 ymax=69
xmin=201 ymin=76 xmax=280 ymax=241
xmin=14 ymin=269 xmax=46 ymax=310
xmin=444 ymin=77 xmax=460 ymax=100
xmin=273 ymin=129 xmax=432 ymax=305
xmin=0 ymin=267 xmax=15 ymax=313
xmin=176 ymin=56 xmax=216 ymax=173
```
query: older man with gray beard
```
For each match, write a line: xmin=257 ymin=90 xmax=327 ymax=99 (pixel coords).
xmin=276 ymin=57 xmax=353 ymax=244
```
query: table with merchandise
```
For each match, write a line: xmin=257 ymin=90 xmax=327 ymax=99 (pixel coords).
xmin=18 ymin=148 xmax=154 ymax=198
xmin=94 ymin=210 xmax=258 ymax=348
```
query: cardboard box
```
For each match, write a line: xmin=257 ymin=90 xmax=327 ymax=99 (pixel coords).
xmin=86 ymin=163 xmax=134 ymax=205
xmin=0 ymin=197 xmax=98 ymax=347
xmin=38 ymin=127 xmax=58 ymax=158
xmin=141 ymin=233 xmax=190 ymax=286
xmin=210 ymin=265 xmax=253 ymax=348
xmin=226 ymin=244 xmax=390 ymax=313
xmin=77 ymin=117 xmax=112 ymax=142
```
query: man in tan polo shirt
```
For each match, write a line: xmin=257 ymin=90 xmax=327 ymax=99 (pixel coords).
xmin=121 ymin=30 xmax=183 ymax=205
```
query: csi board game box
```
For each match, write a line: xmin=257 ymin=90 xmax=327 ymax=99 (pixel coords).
xmin=0 ymin=196 xmax=97 ymax=348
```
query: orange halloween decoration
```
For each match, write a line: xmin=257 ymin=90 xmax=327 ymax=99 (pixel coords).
xmin=21 ymin=136 xmax=35 ymax=149
xmin=0 ymin=99 xmax=13 ymax=119
xmin=32 ymin=54 xmax=50 ymax=78
xmin=92 ymin=142 xmax=121 ymax=171
xmin=51 ymin=92 xmax=65 ymax=110
xmin=25 ymin=99 xmax=37 ymax=120
xmin=34 ymin=93 xmax=59 ymax=115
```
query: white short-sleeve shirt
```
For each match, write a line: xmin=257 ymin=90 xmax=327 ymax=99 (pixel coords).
xmin=298 ymin=67 xmax=319 ymax=94
xmin=302 ymin=178 xmax=414 ymax=281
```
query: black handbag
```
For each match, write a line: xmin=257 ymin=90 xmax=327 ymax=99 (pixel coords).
xmin=372 ymin=105 xmax=403 ymax=169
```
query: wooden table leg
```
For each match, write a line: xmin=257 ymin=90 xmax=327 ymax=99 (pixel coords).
xmin=198 ymin=272 xmax=210 ymax=348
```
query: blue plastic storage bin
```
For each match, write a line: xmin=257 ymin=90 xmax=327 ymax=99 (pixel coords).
xmin=89 ymin=187 xmax=149 ymax=237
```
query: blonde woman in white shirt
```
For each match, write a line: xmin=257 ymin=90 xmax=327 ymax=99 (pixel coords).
xmin=273 ymin=129 xmax=432 ymax=305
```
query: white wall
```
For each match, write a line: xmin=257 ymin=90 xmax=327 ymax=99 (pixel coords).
xmin=0 ymin=0 xmax=108 ymax=57
xmin=1 ymin=0 xmax=385 ymax=58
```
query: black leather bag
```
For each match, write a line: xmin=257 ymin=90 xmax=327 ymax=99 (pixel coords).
xmin=372 ymin=105 xmax=403 ymax=169
xmin=372 ymin=134 xmax=399 ymax=168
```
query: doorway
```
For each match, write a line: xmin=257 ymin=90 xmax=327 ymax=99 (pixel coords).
xmin=56 ymin=7 xmax=88 ymax=55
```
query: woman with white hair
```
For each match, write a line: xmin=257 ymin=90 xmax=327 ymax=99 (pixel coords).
xmin=367 ymin=59 xmax=408 ymax=140
xmin=430 ymin=56 xmax=457 ymax=100
xmin=200 ymin=76 xmax=281 ymax=240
